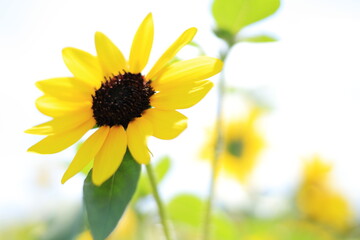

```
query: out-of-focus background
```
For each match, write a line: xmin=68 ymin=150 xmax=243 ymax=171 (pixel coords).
xmin=1 ymin=0 xmax=360 ymax=239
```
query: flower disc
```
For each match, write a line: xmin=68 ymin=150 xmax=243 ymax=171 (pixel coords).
xmin=92 ymin=72 xmax=155 ymax=128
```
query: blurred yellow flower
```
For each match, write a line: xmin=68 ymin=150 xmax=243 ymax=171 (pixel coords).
xmin=302 ymin=157 xmax=332 ymax=184
xmin=201 ymin=108 xmax=264 ymax=183
xmin=296 ymin=156 xmax=354 ymax=232
xmin=26 ymin=13 xmax=222 ymax=186
xmin=287 ymin=220 xmax=336 ymax=240
xmin=76 ymin=209 xmax=137 ymax=240
xmin=239 ymin=218 xmax=336 ymax=240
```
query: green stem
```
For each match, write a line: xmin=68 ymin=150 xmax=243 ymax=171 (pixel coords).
xmin=146 ymin=164 xmax=173 ymax=240
xmin=202 ymin=46 xmax=231 ymax=240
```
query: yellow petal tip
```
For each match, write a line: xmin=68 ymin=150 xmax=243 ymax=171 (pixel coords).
xmin=27 ymin=147 xmax=37 ymax=153
xmin=95 ymin=31 xmax=105 ymax=39
xmin=218 ymin=59 xmax=224 ymax=67
xmin=214 ymin=59 xmax=224 ymax=74
xmin=188 ymin=27 xmax=197 ymax=35
xmin=146 ymin=12 xmax=153 ymax=19
xmin=92 ymin=170 xmax=108 ymax=187
xmin=34 ymin=81 xmax=43 ymax=91
xmin=24 ymin=129 xmax=36 ymax=135
xmin=92 ymin=177 xmax=104 ymax=187
xmin=61 ymin=177 xmax=67 ymax=185
xmin=61 ymin=171 xmax=73 ymax=184
xmin=62 ymin=47 xmax=70 ymax=54
xmin=135 ymin=156 xmax=151 ymax=165
xmin=24 ymin=126 xmax=51 ymax=135
xmin=62 ymin=47 xmax=80 ymax=58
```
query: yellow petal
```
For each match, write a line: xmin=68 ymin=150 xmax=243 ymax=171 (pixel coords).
xmin=129 ymin=13 xmax=154 ymax=73
xmin=152 ymin=57 xmax=222 ymax=89
xmin=25 ymin=108 xmax=93 ymax=135
xmin=95 ymin=32 xmax=128 ymax=77
xmin=35 ymin=95 xmax=92 ymax=117
xmin=143 ymin=108 xmax=187 ymax=140
xmin=62 ymin=47 xmax=103 ymax=88
xmin=28 ymin=118 xmax=96 ymax=154
xmin=92 ymin=126 xmax=127 ymax=186
xmin=127 ymin=117 xmax=152 ymax=164
xmin=35 ymin=77 xmax=93 ymax=101
xmin=151 ymin=80 xmax=214 ymax=110
xmin=61 ymin=127 xmax=110 ymax=184
xmin=146 ymin=27 xmax=197 ymax=80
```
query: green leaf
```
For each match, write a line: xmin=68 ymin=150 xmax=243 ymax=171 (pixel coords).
xmin=240 ymin=34 xmax=278 ymax=43
xmin=212 ymin=214 xmax=239 ymax=240
xmin=212 ymin=0 xmax=281 ymax=35
xmin=168 ymin=194 xmax=203 ymax=227
xmin=155 ymin=156 xmax=171 ymax=182
xmin=167 ymin=194 xmax=239 ymax=239
xmin=83 ymin=150 xmax=141 ymax=240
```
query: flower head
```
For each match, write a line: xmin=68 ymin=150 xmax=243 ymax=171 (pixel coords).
xmin=26 ymin=13 xmax=223 ymax=186
xmin=302 ymin=156 xmax=332 ymax=184
xmin=201 ymin=108 xmax=264 ymax=183
xmin=296 ymin=156 xmax=354 ymax=232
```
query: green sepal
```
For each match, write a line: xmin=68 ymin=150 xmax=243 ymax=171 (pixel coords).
xmin=213 ymin=28 xmax=237 ymax=47
xmin=83 ymin=150 xmax=141 ymax=240
xmin=239 ymin=34 xmax=278 ymax=43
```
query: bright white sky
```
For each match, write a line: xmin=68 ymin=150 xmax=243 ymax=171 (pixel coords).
xmin=1 ymin=0 xmax=360 ymax=225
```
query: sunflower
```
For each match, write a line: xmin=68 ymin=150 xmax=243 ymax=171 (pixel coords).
xmin=296 ymin=157 xmax=354 ymax=232
xmin=26 ymin=13 xmax=223 ymax=186
xmin=200 ymin=108 xmax=264 ymax=183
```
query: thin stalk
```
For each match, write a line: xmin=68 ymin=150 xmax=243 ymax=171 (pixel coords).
xmin=202 ymin=46 xmax=231 ymax=240
xmin=146 ymin=164 xmax=173 ymax=240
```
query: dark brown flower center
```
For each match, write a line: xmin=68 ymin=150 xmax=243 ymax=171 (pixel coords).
xmin=92 ymin=72 xmax=155 ymax=128
xmin=227 ymin=138 xmax=244 ymax=158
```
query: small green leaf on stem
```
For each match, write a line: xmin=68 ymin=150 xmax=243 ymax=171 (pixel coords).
xmin=135 ymin=156 xmax=171 ymax=199
xmin=240 ymin=34 xmax=278 ymax=43
xmin=212 ymin=0 xmax=281 ymax=35
xmin=155 ymin=156 xmax=171 ymax=182
xmin=213 ymin=214 xmax=239 ymax=240
xmin=83 ymin=150 xmax=141 ymax=240
xmin=168 ymin=194 xmax=203 ymax=227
